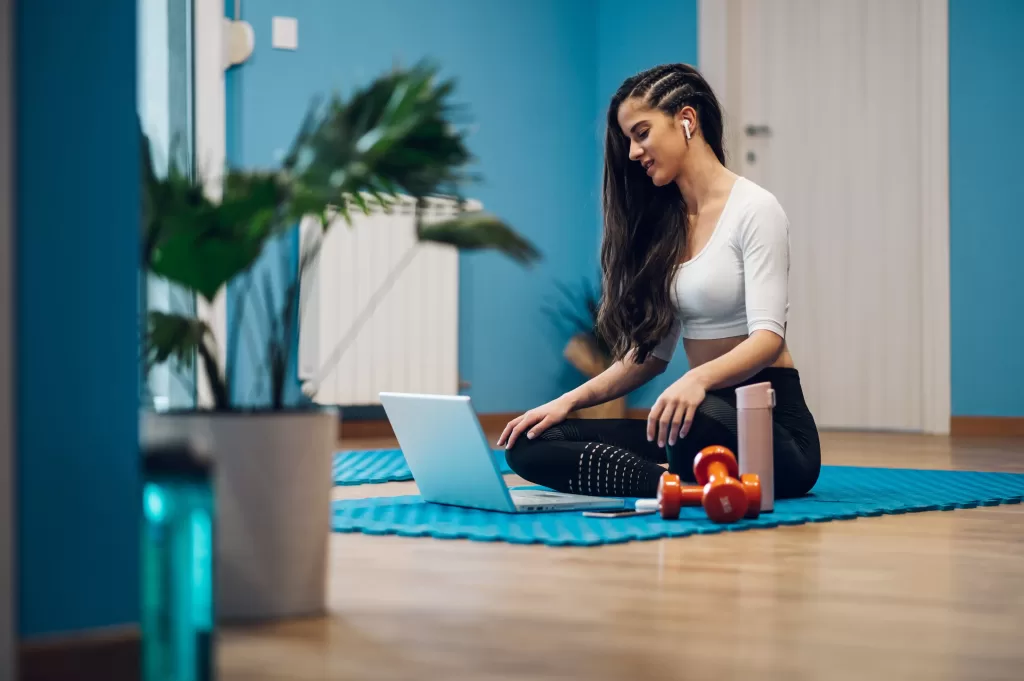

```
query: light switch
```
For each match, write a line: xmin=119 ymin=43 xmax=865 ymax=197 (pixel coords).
xmin=272 ymin=16 xmax=298 ymax=50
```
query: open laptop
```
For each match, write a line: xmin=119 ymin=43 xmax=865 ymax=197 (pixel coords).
xmin=378 ymin=392 xmax=627 ymax=513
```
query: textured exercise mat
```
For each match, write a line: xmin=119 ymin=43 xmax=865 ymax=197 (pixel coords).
xmin=332 ymin=466 xmax=1024 ymax=546
xmin=333 ymin=447 xmax=513 ymax=486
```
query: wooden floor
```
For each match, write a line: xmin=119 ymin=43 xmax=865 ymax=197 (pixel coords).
xmin=220 ymin=430 xmax=1024 ymax=681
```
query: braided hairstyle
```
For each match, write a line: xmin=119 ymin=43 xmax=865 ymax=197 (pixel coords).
xmin=597 ymin=63 xmax=726 ymax=364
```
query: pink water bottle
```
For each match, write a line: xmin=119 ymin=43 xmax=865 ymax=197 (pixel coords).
xmin=735 ymin=382 xmax=775 ymax=512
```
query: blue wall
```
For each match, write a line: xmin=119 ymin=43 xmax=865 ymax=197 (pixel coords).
xmin=597 ymin=0 xmax=699 ymax=112
xmin=598 ymin=0 xmax=698 ymax=408
xmin=226 ymin=0 xmax=601 ymax=414
xmin=949 ymin=0 xmax=1024 ymax=417
xmin=15 ymin=0 xmax=140 ymax=636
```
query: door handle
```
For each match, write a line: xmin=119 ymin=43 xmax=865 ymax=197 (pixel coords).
xmin=744 ymin=124 xmax=772 ymax=137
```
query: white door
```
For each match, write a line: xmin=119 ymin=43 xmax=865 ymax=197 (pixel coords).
xmin=702 ymin=0 xmax=950 ymax=433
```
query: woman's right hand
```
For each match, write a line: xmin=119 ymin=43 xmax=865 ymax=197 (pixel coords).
xmin=496 ymin=395 xmax=575 ymax=450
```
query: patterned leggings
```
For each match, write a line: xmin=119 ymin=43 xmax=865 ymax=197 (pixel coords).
xmin=504 ymin=368 xmax=821 ymax=499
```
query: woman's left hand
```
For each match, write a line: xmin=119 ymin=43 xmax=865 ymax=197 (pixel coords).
xmin=647 ymin=373 xmax=707 ymax=448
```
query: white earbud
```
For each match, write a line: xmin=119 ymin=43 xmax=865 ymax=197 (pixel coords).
xmin=683 ymin=120 xmax=692 ymax=140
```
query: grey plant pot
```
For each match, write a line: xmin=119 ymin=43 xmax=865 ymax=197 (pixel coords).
xmin=142 ymin=406 xmax=339 ymax=622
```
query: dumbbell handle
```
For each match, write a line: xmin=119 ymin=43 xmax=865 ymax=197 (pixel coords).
xmin=705 ymin=460 xmax=733 ymax=484
xmin=634 ymin=487 xmax=710 ymax=511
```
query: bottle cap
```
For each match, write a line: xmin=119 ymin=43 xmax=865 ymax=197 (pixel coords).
xmin=735 ymin=381 xmax=775 ymax=410
xmin=143 ymin=441 xmax=213 ymax=480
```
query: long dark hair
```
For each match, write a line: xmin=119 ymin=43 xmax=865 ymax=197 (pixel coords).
xmin=597 ymin=63 xmax=726 ymax=364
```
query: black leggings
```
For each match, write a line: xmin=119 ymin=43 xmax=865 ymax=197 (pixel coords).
xmin=505 ymin=368 xmax=821 ymax=499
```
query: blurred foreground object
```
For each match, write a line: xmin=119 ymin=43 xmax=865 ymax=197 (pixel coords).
xmin=142 ymin=440 xmax=215 ymax=681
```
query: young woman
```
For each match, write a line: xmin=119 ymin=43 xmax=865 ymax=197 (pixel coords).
xmin=497 ymin=63 xmax=821 ymax=500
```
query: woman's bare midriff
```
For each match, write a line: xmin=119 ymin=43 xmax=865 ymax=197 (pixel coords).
xmin=683 ymin=335 xmax=796 ymax=372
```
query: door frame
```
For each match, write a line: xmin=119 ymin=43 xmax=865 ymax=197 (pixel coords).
xmin=1 ymin=0 xmax=16 ymax=675
xmin=698 ymin=0 xmax=951 ymax=434
xmin=193 ymin=0 xmax=228 ymax=408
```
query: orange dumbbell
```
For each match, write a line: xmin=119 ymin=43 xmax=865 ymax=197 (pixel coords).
xmin=640 ymin=446 xmax=761 ymax=523
xmin=692 ymin=445 xmax=761 ymax=522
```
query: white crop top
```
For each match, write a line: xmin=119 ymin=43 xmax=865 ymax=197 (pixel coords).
xmin=651 ymin=176 xmax=789 ymax=362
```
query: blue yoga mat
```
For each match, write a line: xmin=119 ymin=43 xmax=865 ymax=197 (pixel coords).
xmin=332 ymin=466 xmax=1024 ymax=546
xmin=333 ymin=447 xmax=512 ymax=485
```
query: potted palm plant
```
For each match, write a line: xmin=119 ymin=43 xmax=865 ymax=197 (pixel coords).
xmin=141 ymin=62 xmax=540 ymax=622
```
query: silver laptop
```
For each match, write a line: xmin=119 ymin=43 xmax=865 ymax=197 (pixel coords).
xmin=378 ymin=392 xmax=626 ymax=513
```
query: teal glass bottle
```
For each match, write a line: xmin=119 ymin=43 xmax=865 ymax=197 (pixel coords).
xmin=141 ymin=440 xmax=216 ymax=681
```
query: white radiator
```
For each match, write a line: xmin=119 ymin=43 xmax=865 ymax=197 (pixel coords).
xmin=297 ymin=195 xmax=475 ymax=406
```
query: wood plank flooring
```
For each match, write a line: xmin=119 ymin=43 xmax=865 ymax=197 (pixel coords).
xmin=219 ymin=430 xmax=1024 ymax=681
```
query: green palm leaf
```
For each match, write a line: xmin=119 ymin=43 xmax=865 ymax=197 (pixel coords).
xmin=282 ymin=60 xmax=477 ymax=225
xmin=146 ymin=311 xmax=230 ymax=409
xmin=147 ymin=170 xmax=285 ymax=301
xmin=417 ymin=212 xmax=541 ymax=265
xmin=146 ymin=311 xmax=209 ymax=370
